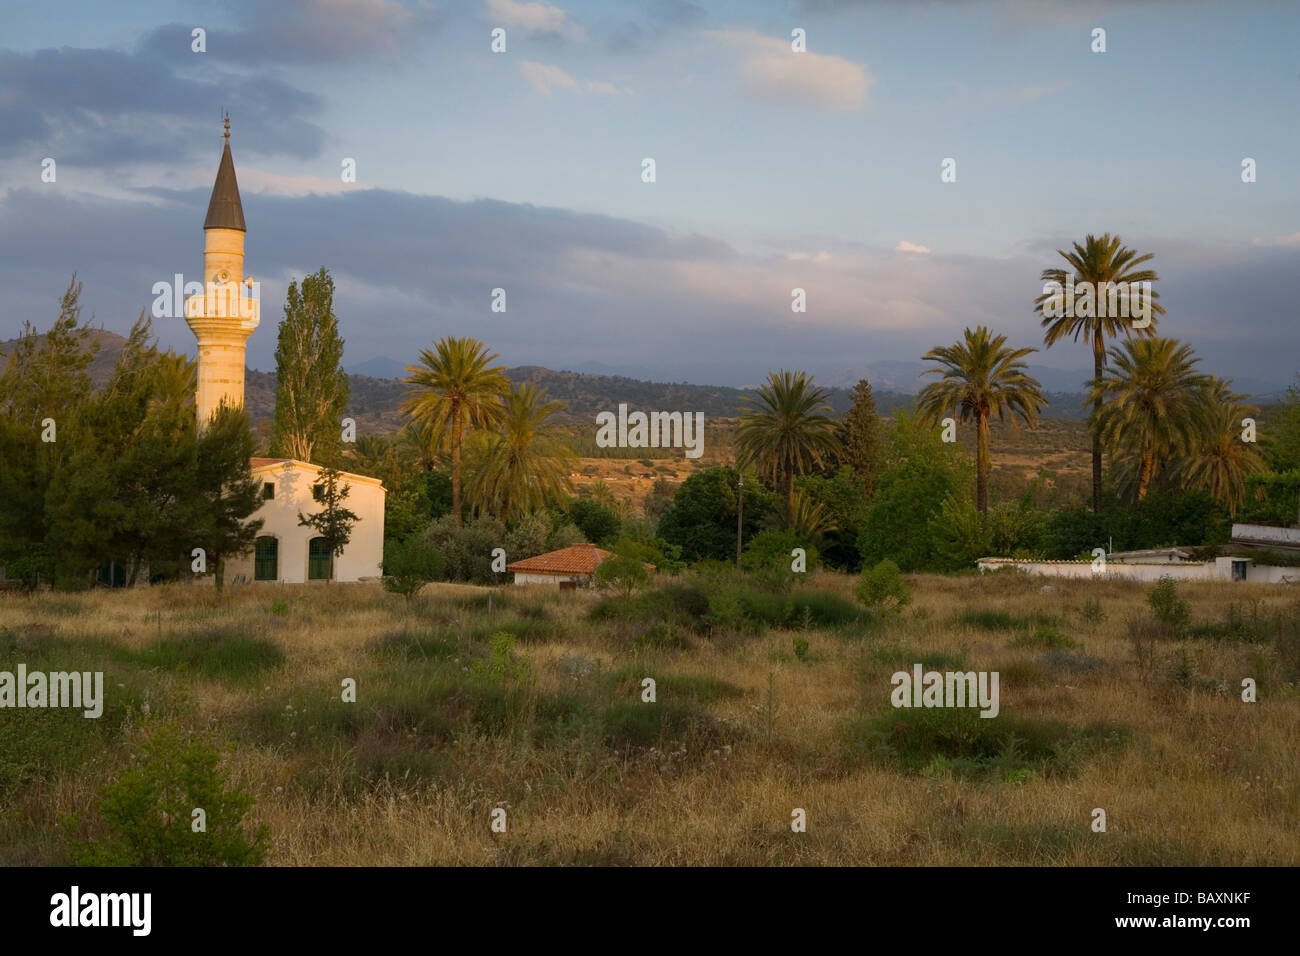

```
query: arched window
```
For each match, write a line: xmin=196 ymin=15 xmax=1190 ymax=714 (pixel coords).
xmin=254 ymin=535 xmax=278 ymax=581
xmin=308 ymin=536 xmax=332 ymax=581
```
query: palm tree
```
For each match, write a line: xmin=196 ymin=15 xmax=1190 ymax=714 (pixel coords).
xmin=790 ymin=488 xmax=837 ymax=538
xmin=401 ymin=337 xmax=509 ymax=525
xmin=465 ymin=383 xmax=575 ymax=523
xmin=1092 ymin=337 xmax=1212 ymax=502
xmin=736 ymin=370 xmax=840 ymax=527
xmin=398 ymin=419 xmax=444 ymax=472
xmin=1036 ymin=233 xmax=1164 ymax=512
xmin=915 ymin=326 xmax=1046 ymax=513
xmin=1181 ymin=379 xmax=1266 ymax=516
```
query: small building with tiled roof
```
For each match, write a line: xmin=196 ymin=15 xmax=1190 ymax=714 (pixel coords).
xmin=506 ymin=544 xmax=613 ymax=588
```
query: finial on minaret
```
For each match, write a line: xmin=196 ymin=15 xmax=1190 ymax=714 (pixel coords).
xmin=223 ymin=113 xmax=230 ymax=142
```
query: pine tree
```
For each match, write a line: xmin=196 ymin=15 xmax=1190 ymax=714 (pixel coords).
xmin=298 ymin=467 xmax=358 ymax=584
xmin=271 ymin=268 xmax=349 ymax=465
xmin=193 ymin=405 xmax=264 ymax=591
xmin=0 ymin=276 xmax=99 ymax=586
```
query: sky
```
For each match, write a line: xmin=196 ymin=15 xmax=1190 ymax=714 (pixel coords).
xmin=2 ymin=0 xmax=1298 ymax=392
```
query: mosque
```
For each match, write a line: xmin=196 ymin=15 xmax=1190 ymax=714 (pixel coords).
xmin=186 ymin=119 xmax=384 ymax=585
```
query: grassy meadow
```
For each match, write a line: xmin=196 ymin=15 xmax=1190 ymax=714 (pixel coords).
xmin=2 ymin=571 xmax=1298 ymax=866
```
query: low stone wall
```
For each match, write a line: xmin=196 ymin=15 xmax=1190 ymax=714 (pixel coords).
xmin=977 ymin=558 xmax=1297 ymax=584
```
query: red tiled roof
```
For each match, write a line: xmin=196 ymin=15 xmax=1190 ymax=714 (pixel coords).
xmin=250 ymin=457 xmax=289 ymax=467
xmin=506 ymin=545 xmax=612 ymax=575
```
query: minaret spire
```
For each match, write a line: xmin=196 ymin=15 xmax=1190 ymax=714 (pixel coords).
xmin=204 ymin=115 xmax=246 ymax=232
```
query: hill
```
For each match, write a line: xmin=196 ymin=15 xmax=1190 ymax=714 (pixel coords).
xmin=2 ymin=330 xmax=1102 ymax=434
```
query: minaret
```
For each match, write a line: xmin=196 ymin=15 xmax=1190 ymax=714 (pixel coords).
xmin=186 ymin=115 xmax=259 ymax=426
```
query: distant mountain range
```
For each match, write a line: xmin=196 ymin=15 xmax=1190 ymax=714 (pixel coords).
xmin=16 ymin=335 xmax=1293 ymax=437
xmin=818 ymin=359 xmax=1290 ymax=399
xmin=816 ymin=359 xmax=1096 ymax=395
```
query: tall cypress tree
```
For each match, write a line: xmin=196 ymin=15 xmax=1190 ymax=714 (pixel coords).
xmin=271 ymin=267 xmax=349 ymax=465
xmin=838 ymin=378 xmax=884 ymax=494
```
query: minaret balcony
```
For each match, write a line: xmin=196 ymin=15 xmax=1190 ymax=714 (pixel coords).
xmin=184 ymin=281 xmax=260 ymax=332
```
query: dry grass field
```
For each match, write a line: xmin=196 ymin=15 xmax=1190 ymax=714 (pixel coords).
xmin=2 ymin=571 xmax=1297 ymax=866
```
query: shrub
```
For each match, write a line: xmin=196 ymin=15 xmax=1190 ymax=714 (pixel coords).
xmin=841 ymin=707 xmax=1125 ymax=780
xmin=955 ymin=609 xmax=1017 ymax=630
xmin=469 ymin=632 xmax=533 ymax=690
xmin=602 ymin=700 xmax=717 ymax=749
xmin=422 ymin=514 xmax=501 ymax=584
xmin=502 ymin=511 xmax=551 ymax=561
xmin=589 ymin=583 xmax=711 ymax=631
xmin=1080 ymin=598 xmax=1106 ymax=629
xmin=854 ymin=560 xmax=911 ymax=613
xmin=594 ymin=552 xmax=652 ymax=596
xmin=785 ymin=591 xmax=862 ymax=628
xmin=382 ymin=536 xmax=444 ymax=601
xmin=634 ymin=622 xmax=692 ymax=650
xmin=71 ymin=724 xmax=267 ymax=866
xmin=1010 ymin=624 xmax=1078 ymax=650
xmin=130 ymin=630 xmax=284 ymax=683
xmin=1147 ymin=576 xmax=1190 ymax=629
xmin=742 ymin=529 xmax=820 ymax=575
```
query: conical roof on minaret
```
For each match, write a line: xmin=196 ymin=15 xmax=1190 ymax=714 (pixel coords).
xmin=203 ymin=117 xmax=246 ymax=232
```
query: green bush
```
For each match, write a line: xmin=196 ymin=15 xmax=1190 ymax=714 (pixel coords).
xmin=1147 ymin=576 xmax=1190 ymax=629
xmin=785 ymin=591 xmax=862 ymax=627
xmin=742 ymin=529 xmax=820 ymax=575
xmin=854 ymin=560 xmax=911 ymax=613
xmin=589 ymin=583 xmax=711 ymax=630
xmin=955 ymin=609 xmax=1017 ymax=630
xmin=602 ymin=700 xmax=716 ymax=749
xmin=841 ymin=707 xmax=1125 ymax=780
xmin=422 ymin=514 xmax=501 ymax=584
xmin=130 ymin=630 xmax=284 ymax=683
xmin=1010 ymin=624 xmax=1078 ymax=650
xmin=593 ymin=552 xmax=652 ymax=595
xmin=382 ymin=536 xmax=444 ymax=601
xmin=71 ymin=724 xmax=267 ymax=866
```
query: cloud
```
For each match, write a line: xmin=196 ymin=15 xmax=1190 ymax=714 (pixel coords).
xmin=518 ymin=61 xmax=620 ymax=96
xmin=487 ymin=0 xmax=585 ymax=41
xmin=140 ymin=0 xmax=441 ymax=65
xmin=1253 ymin=232 xmax=1300 ymax=247
xmin=895 ymin=240 xmax=931 ymax=254
xmin=518 ymin=61 xmax=576 ymax=95
xmin=1 ymin=187 xmax=1295 ymax=393
xmin=0 ymin=46 xmax=325 ymax=167
xmin=709 ymin=29 xmax=873 ymax=110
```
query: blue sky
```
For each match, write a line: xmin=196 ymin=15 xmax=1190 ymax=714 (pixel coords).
xmin=2 ymin=0 xmax=1298 ymax=391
